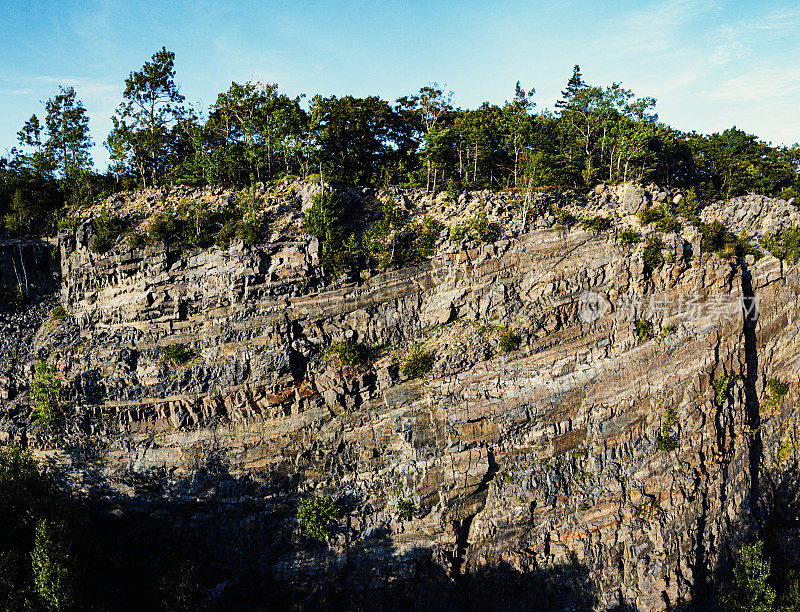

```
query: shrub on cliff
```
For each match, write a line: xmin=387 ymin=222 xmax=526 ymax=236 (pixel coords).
xmin=363 ymin=195 xmax=405 ymax=269
xmin=52 ymin=305 xmax=67 ymax=321
xmin=401 ymin=345 xmax=433 ymax=378
xmin=580 ymin=215 xmax=611 ymax=233
xmin=499 ymin=328 xmax=521 ymax=353
xmin=449 ymin=207 xmax=498 ymax=243
xmin=31 ymin=518 xmax=78 ymax=611
xmin=397 ymin=500 xmax=415 ymax=521
xmin=700 ymin=221 xmax=761 ymax=260
xmin=762 ymin=378 xmax=789 ymax=413
xmin=0 ymin=283 xmax=26 ymax=312
xmin=328 ymin=339 xmax=368 ymax=366
xmin=763 ymin=223 xmax=800 ymax=263
xmin=656 ymin=409 xmax=677 ymax=452
xmin=619 ymin=228 xmax=640 ymax=246
xmin=677 ymin=188 xmax=701 ymax=225
xmin=91 ymin=207 xmax=128 ymax=254
xmin=297 ymin=495 xmax=338 ymax=541
xmin=635 ymin=319 xmax=653 ymax=343
xmin=32 ymin=360 xmax=62 ymax=427
xmin=643 ymin=235 xmax=664 ymax=277
xmin=231 ymin=189 xmax=266 ymax=247
xmin=553 ymin=207 xmax=576 ymax=227
xmin=719 ymin=541 xmax=775 ymax=612
xmin=303 ymin=191 xmax=355 ymax=277
xmin=160 ymin=343 xmax=194 ymax=365
xmin=415 ymin=216 xmax=443 ymax=260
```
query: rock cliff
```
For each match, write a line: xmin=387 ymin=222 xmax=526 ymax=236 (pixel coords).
xmin=1 ymin=181 xmax=798 ymax=610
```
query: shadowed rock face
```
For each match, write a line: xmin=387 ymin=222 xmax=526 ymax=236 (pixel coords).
xmin=1 ymin=183 xmax=799 ymax=610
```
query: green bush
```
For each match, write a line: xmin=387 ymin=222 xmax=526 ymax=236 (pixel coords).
xmin=401 ymin=345 xmax=434 ymax=378
xmin=699 ymin=221 xmax=761 ymax=260
xmin=499 ymin=329 xmax=521 ymax=353
xmin=328 ymin=339 xmax=368 ymax=367
xmin=713 ymin=374 xmax=732 ymax=407
xmin=397 ymin=500 xmax=415 ymax=521
xmin=297 ymin=495 xmax=338 ymax=541
xmin=449 ymin=222 xmax=469 ymax=242
xmin=147 ymin=201 xmax=179 ymax=244
xmin=91 ymin=207 xmax=128 ymax=254
xmin=0 ymin=283 xmax=26 ymax=312
xmin=415 ymin=216 xmax=442 ymax=260
xmin=126 ymin=231 xmax=145 ymax=249
xmin=763 ymin=223 xmax=800 ymax=263
xmin=635 ymin=319 xmax=653 ymax=343
xmin=619 ymin=228 xmax=640 ymax=245
xmin=638 ymin=205 xmax=664 ymax=226
xmin=0 ymin=445 xmax=49 ymax=533
xmin=643 ymin=235 xmax=664 ymax=277
xmin=303 ymin=191 xmax=354 ymax=277
xmin=766 ymin=378 xmax=789 ymax=402
xmin=655 ymin=214 xmax=677 ymax=233
xmin=235 ymin=216 xmax=263 ymax=247
xmin=580 ymin=215 xmax=612 ymax=233
xmin=31 ymin=519 xmax=77 ymax=611
xmin=553 ymin=207 xmax=576 ymax=227
xmin=677 ymin=188 xmax=701 ymax=225
xmin=363 ymin=195 xmax=405 ymax=269
xmin=233 ymin=189 xmax=266 ymax=247
xmin=160 ymin=343 xmax=194 ymax=365
xmin=656 ymin=409 xmax=677 ymax=452
xmin=762 ymin=378 xmax=790 ymax=413
xmin=720 ymin=541 xmax=776 ymax=612
xmin=51 ymin=305 xmax=67 ymax=321
xmin=449 ymin=208 xmax=498 ymax=243
xmin=31 ymin=360 xmax=62 ymax=427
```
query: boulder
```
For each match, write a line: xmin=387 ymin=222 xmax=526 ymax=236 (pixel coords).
xmin=621 ymin=184 xmax=646 ymax=215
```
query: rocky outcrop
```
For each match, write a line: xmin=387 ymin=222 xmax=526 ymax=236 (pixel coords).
xmin=1 ymin=182 xmax=799 ymax=610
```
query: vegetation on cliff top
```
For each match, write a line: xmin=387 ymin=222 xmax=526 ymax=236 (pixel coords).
xmin=3 ymin=48 xmax=800 ymax=242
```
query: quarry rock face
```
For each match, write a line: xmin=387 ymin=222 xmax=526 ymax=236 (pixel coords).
xmin=1 ymin=182 xmax=799 ymax=610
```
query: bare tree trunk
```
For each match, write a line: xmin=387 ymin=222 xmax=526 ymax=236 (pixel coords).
xmin=473 ymin=138 xmax=478 ymax=186
xmin=432 ymin=168 xmax=437 ymax=193
xmin=426 ymin=158 xmax=431 ymax=192
xmin=522 ymin=179 xmax=533 ymax=233
xmin=514 ymin=145 xmax=518 ymax=188
xmin=18 ymin=242 xmax=28 ymax=298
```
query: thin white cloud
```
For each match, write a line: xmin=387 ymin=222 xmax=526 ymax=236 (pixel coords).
xmin=708 ymin=9 xmax=800 ymax=66
xmin=596 ymin=0 xmax=722 ymax=59
xmin=700 ymin=68 xmax=800 ymax=103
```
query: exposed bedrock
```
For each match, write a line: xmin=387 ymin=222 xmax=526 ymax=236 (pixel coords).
xmin=1 ymin=183 xmax=799 ymax=610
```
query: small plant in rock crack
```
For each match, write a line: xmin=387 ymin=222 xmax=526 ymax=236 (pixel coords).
xmin=51 ymin=305 xmax=67 ymax=321
xmin=401 ymin=345 xmax=434 ymax=378
xmin=327 ymin=339 xmax=369 ymax=367
xmin=498 ymin=328 xmax=521 ymax=353
xmin=713 ymin=374 xmax=733 ymax=407
xmin=297 ymin=494 xmax=338 ymax=541
xmin=656 ymin=409 xmax=677 ymax=452
xmin=32 ymin=360 xmax=62 ymax=427
xmin=580 ymin=215 xmax=612 ymax=233
xmin=635 ymin=319 xmax=653 ymax=343
xmin=160 ymin=343 xmax=195 ymax=365
xmin=619 ymin=228 xmax=641 ymax=246
xmin=762 ymin=378 xmax=790 ymax=413
xmin=643 ymin=235 xmax=664 ymax=277
xmin=397 ymin=500 xmax=415 ymax=521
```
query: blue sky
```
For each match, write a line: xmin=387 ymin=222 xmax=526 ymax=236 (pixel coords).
xmin=2 ymin=0 xmax=799 ymax=169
